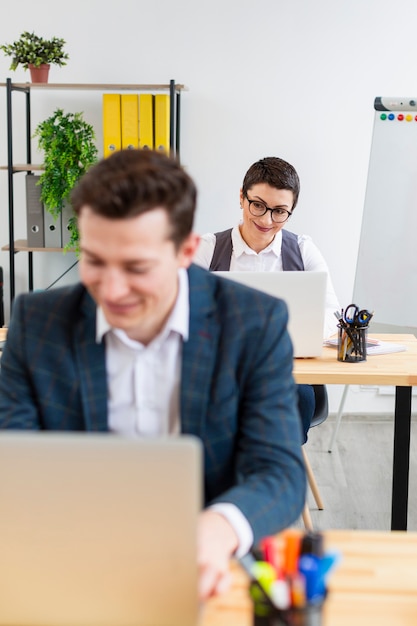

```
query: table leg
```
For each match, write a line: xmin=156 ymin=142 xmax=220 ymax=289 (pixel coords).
xmin=28 ymin=251 xmax=33 ymax=291
xmin=391 ymin=386 xmax=412 ymax=530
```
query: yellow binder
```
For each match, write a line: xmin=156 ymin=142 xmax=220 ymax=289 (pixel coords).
xmin=154 ymin=94 xmax=170 ymax=153
xmin=121 ymin=94 xmax=139 ymax=150
xmin=102 ymin=94 xmax=121 ymax=157
xmin=138 ymin=94 xmax=154 ymax=150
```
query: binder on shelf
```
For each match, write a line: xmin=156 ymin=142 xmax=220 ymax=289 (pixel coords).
xmin=154 ymin=94 xmax=170 ymax=153
xmin=44 ymin=209 xmax=62 ymax=248
xmin=138 ymin=94 xmax=154 ymax=150
xmin=102 ymin=94 xmax=122 ymax=157
xmin=61 ymin=201 xmax=75 ymax=248
xmin=25 ymin=174 xmax=45 ymax=248
xmin=121 ymin=94 xmax=139 ymax=149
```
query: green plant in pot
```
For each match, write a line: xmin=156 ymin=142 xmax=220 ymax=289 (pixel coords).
xmin=34 ymin=108 xmax=98 ymax=253
xmin=0 ymin=31 xmax=69 ymax=83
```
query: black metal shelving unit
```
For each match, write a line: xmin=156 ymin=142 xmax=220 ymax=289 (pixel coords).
xmin=1 ymin=79 xmax=186 ymax=309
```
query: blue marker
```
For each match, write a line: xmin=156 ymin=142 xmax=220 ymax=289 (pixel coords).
xmin=299 ymin=550 xmax=341 ymax=601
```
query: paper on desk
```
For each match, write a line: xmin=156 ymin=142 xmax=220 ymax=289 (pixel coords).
xmin=324 ymin=337 xmax=407 ymax=355
xmin=365 ymin=342 xmax=407 ymax=355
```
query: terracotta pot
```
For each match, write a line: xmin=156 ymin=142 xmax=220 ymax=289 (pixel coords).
xmin=28 ymin=64 xmax=50 ymax=83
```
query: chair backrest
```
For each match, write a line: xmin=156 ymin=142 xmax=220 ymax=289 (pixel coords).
xmin=311 ymin=385 xmax=329 ymax=428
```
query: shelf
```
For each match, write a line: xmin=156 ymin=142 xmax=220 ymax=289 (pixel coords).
xmin=0 ymin=164 xmax=43 ymax=172
xmin=2 ymin=239 xmax=71 ymax=253
xmin=0 ymin=82 xmax=187 ymax=91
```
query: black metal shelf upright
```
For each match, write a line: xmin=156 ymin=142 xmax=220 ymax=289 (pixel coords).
xmin=6 ymin=78 xmax=32 ymax=303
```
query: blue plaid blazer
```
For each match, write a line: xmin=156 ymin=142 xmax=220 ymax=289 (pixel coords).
xmin=0 ymin=263 xmax=305 ymax=542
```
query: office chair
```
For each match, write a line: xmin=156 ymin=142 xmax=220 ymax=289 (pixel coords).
xmin=301 ymin=384 xmax=328 ymax=530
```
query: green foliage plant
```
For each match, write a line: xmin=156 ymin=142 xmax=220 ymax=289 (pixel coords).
xmin=0 ymin=31 xmax=69 ymax=70
xmin=34 ymin=108 xmax=98 ymax=253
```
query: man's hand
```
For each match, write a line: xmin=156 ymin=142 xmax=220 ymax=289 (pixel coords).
xmin=197 ymin=509 xmax=239 ymax=601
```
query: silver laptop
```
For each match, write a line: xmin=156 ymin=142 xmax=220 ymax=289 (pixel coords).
xmin=215 ymin=271 xmax=327 ymax=357
xmin=0 ymin=432 xmax=202 ymax=626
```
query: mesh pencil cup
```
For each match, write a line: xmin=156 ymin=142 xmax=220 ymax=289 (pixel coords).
xmin=337 ymin=324 xmax=367 ymax=362
xmin=251 ymin=581 xmax=325 ymax=626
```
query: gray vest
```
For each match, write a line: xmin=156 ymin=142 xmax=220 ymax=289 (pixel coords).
xmin=209 ymin=228 xmax=305 ymax=271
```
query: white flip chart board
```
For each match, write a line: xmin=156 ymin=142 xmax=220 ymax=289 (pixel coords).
xmin=353 ymin=97 xmax=417 ymax=332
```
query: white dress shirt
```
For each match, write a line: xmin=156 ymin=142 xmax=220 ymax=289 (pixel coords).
xmin=96 ymin=267 xmax=253 ymax=557
xmin=97 ymin=269 xmax=189 ymax=437
xmin=194 ymin=225 xmax=340 ymax=339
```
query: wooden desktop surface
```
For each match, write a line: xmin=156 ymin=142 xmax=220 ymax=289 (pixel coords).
xmin=201 ymin=530 xmax=417 ymax=626
xmin=2 ymin=331 xmax=414 ymax=374
xmin=293 ymin=333 xmax=417 ymax=386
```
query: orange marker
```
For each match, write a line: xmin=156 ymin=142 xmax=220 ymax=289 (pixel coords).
xmin=281 ymin=529 xmax=306 ymax=607
xmin=282 ymin=529 xmax=302 ymax=576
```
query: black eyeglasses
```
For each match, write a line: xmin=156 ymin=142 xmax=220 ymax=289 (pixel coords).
xmin=245 ymin=194 xmax=292 ymax=224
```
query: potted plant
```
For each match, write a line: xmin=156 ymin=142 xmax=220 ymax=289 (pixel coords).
xmin=34 ymin=108 xmax=98 ymax=253
xmin=0 ymin=31 xmax=69 ymax=83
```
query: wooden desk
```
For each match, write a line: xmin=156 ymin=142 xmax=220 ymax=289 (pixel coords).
xmin=201 ymin=530 xmax=417 ymax=626
xmin=293 ymin=334 xmax=417 ymax=531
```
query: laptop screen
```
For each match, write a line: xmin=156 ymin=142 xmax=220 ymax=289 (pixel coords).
xmin=214 ymin=271 xmax=327 ymax=357
xmin=0 ymin=432 xmax=202 ymax=626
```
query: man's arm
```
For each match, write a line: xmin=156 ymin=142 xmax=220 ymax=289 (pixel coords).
xmin=196 ymin=293 xmax=306 ymax=600
xmin=185 ymin=271 xmax=306 ymax=598
xmin=205 ymin=291 xmax=306 ymax=542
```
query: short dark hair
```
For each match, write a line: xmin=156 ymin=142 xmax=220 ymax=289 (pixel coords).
xmin=71 ymin=149 xmax=197 ymax=249
xmin=242 ymin=157 xmax=300 ymax=210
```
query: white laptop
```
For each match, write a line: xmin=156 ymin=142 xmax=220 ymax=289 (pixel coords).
xmin=0 ymin=432 xmax=202 ymax=626
xmin=214 ymin=271 xmax=327 ymax=357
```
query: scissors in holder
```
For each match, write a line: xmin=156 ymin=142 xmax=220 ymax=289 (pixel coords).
xmin=343 ymin=304 xmax=373 ymax=328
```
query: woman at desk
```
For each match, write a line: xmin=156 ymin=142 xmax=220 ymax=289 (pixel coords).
xmin=194 ymin=156 xmax=340 ymax=441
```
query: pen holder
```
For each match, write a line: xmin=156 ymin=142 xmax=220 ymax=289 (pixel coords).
xmin=251 ymin=583 xmax=325 ymax=626
xmin=337 ymin=324 xmax=367 ymax=362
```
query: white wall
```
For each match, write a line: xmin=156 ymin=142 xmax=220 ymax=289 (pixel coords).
xmin=0 ymin=0 xmax=415 ymax=413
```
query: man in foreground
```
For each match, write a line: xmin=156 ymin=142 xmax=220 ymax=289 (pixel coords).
xmin=0 ymin=149 xmax=305 ymax=600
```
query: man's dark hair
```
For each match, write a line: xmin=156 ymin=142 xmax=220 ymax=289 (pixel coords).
xmin=242 ymin=157 xmax=300 ymax=210
xmin=71 ymin=149 xmax=197 ymax=249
